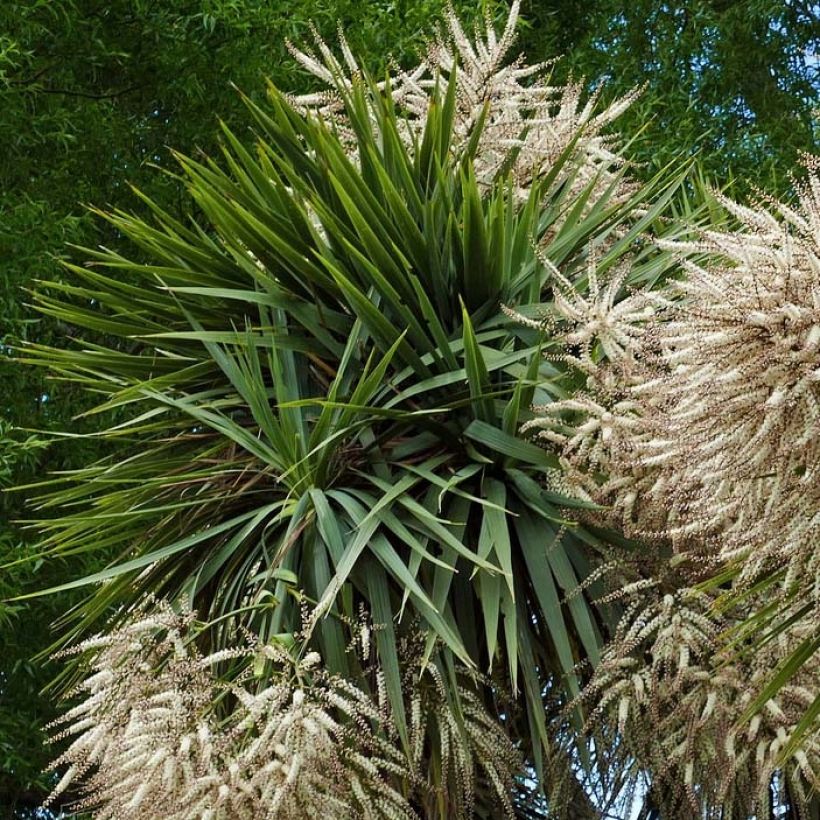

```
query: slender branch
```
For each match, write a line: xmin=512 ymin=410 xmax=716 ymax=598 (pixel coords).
xmin=8 ymin=63 xmax=56 ymax=87
xmin=34 ymin=83 xmax=144 ymax=100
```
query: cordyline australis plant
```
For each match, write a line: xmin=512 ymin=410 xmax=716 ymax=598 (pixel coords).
xmin=19 ymin=4 xmax=690 ymax=817
xmin=523 ymin=162 xmax=820 ymax=815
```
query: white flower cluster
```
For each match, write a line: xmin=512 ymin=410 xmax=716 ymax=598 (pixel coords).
xmin=402 ymin=651 xmax=521 ymax=818
xmin=582 ymin=591 xmax=820 ymax=818
xmin=45 ymin=603 xmax=413 ymax=819
xmin=522 ymin=164 xmax=820 ymax=812
xmin=529 ymin=164 xmax=820 ymax=588
xmin=646 ymin=178 xmax=820 ymax=589
xmin=287 ymin=1 xmax=637 ymax=203
xmin=45 ymin=604 xmax=522 ymax=819
xmin=519 ymin=255 xmax=665 ymax=537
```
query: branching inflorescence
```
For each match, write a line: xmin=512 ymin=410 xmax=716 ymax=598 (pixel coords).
xmin=288 ymin=1 xmax=638 ymax=204
xmin=524 ymin=164 xmax=820 ymax=813
xmin=46 ymin=603 xmax=522 ymax=819
xmin=46 ymin=602 xmax=412 ymax=819
xmin=581 ymin=589 xmax=819 ymax=817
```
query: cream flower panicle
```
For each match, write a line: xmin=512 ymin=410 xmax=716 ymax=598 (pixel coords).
xmin=45 ymin=602 xmax=414 ymax=820
xmin=581 ymin=589 xmax=820 ymax=818
xmin=287 ymin=2 xmax=638 ymax=204
xmin=46 ymin=603 xmax=524 ymax=819
xmin=520 ymin=161 xmax=820 ymax=818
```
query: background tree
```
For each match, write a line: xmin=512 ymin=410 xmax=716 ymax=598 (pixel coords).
xmin=517 ymin=0 xmax=819 ymax=192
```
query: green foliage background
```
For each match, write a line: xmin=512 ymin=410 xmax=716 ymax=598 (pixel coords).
xmin=517 ymin=0 xmax=819 ymax=190
xmin=0 ymin=0 xmax=816 ymax=813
